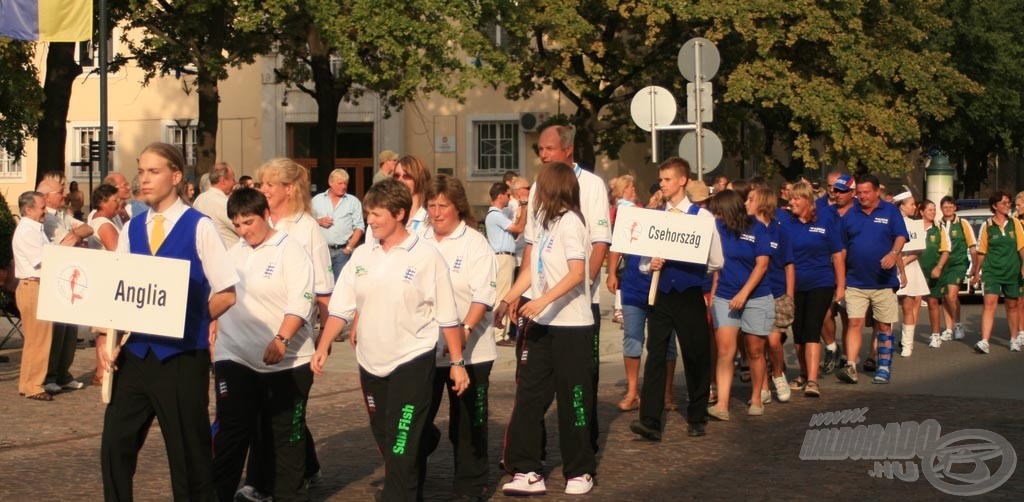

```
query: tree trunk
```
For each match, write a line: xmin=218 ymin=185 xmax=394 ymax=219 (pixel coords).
xmin=572 ymin=110 xmax=598 ymax=169
xmin=195 ymin=66 xmax=219 ymax=180
xmin=36 ymin=43 xmax=82 ymax=184
xmin=311 ymin=55 xmax=343 ymax=186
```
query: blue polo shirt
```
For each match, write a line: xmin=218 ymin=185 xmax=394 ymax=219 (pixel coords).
xmin=765 ymin=214 xmax=794 ymax=298
xmin=620 ymin=254 xmax=652 ymax=308
xmin=841 ymin=200 xmax=909 ymax=289
xmin=716 ymin=217 xmax=774 ymax=300
xmin=783 ymin=210 xmax=845 ymax=292
xmin=485 ymin=206 xmax=516 ymax=254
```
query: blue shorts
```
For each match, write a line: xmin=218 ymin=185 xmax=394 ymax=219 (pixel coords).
xmin=621 ymin=304 xmax=677 ymax=359
xmin=711 ymin=294 xmax=775 ymax=337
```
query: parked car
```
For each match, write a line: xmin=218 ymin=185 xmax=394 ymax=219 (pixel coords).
xmin=954 ymin=208 xmax=990 ymax=296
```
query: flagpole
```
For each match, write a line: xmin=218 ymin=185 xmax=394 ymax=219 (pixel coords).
xmin=99 ymin=0 xmax=109 ymax=179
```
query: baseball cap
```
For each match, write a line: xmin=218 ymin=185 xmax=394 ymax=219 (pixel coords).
xmin=832 ymin=174 xmax=853 ymax=193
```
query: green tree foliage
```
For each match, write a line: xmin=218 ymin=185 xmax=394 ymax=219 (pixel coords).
xmin=238 ymin=0 xmax=495 ymax=179
xmin=109 ymin=0 xmax=272 ymax=176
xmin=0 ymin=39 xmax=43 ymax=160
xmin=489 ymin=0 xmax=976 ymax=176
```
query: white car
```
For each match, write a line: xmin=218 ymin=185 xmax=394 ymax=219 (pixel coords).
xmin=954 ymin=208 xmax=990 ymax=296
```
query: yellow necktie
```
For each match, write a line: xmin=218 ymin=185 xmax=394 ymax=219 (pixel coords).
xmin=150 ymin=214 xmax=165 ymax=254
xmin=668 ymin=208 xmax=683 ymax=214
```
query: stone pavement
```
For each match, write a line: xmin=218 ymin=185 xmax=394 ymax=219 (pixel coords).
xmin=1 ymin=298 xmax=1022 ymax=500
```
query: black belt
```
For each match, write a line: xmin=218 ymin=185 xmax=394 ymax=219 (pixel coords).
xmin=495 ymin=251 xmax=515 ymax=256
xmin=329 ymin=244 xmax=346 ymax=250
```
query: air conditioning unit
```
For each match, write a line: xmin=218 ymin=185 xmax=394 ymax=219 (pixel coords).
xmin=519 ymin=112 xmax=548 ymax=132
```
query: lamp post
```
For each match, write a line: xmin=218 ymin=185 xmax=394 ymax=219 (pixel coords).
xmin=926 ymin=150 xmax=955 ymax=203
xmin=173 ymin=118 xmax=194 ymax=179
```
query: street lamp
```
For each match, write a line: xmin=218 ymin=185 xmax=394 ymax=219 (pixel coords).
xmin=173 ymin=118 xmax=194 ymax=166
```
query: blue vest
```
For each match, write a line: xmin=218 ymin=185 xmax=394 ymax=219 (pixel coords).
xmin=657 ymin=204 xmax=708 ymax=294
xmin=125 ymin=208 xmax=212 ymax=361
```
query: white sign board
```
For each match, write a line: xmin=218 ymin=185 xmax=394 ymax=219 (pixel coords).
xmin=435 ymin=135 xmax=456 ymax=153
xmin=611 ymin=206 xmax=715 ymax=264
xmin=904 ymin=219 xmax=925 ymax=252
xmin=38 ymin=246 xmax=190 ymax=339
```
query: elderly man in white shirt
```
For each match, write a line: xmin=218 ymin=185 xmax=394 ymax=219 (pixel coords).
xmin=192 ymin=162 xmax=238 ymax=248
xmin=13 ymin=191 xmax=55 ymax=401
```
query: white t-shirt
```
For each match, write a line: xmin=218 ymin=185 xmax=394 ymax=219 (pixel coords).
xmin=87 ymin=215 xmax=118 ymax=250
xmin=192 ymin=188 xmax=238 ymax=249
xmin=216 ymin=231 xmax=316 ymax=372
xmin=270 ymin=212 xmax=336 ymax=295
xmin=524 ymin=165 xmax=611 ymax=302
xmin=328 ymin=232 xmax=460 ymax=377
xmin=528 ymin=211 xmax=594 ymax=326
xmin=423 ymin=221 xmax=497 ymax=366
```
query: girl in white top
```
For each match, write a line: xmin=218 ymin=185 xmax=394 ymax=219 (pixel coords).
xmin=892 ymin=192 xmax=929 ymax=362
xmin=312 ymin=180 xmax=469 ymax=500
xmin=392 ymin=154 xmax=432 ymax=236
xmin=421 ymin=175 xmax=498 ymax=497
xmin=494 ymin=162 xmax=596 ymax=496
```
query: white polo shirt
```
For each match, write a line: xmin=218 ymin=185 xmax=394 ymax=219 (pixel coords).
xmin=216 ymin=231 xmax=316 ymax=372
xmin=528 ymin=211 xmax=594 ymax=327
xmin=13 ymin=218 xmax=47 ymax=279
xmin=328 ymin=232 xmax=460 ymax=377
xmin=524 ymin=165 xmax=611 ymax=302
xmin=423 ymin=222 xmax=498 ymax=366
xmin=407 ymin=206 xmax=430 ymax=237
xmin=117 ymin=198 xmax=240 ymax=295
xmin=192 ymin=188 xmax=238 ymax=249
xmin=270 ymin=212 xmax=336 ymax=295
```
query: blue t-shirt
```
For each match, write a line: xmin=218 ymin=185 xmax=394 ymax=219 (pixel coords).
xmin=620 ymin=254 xmax=653 ymax=308
xmin=841 ymin=200 xmax=909 ymax=289
xmin=783 ymin=210 xmax=845 ymax=292
xmin=765 ymin=216 xmax=794 ymax=298
xmin=716 ymin=217 xmax=774 ymax=299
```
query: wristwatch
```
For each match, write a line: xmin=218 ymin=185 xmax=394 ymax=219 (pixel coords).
xmin=462 ymin=323 xmax=474 ymax=332
xmin=274 ymin=334 xmax=291 ymax=347
xmin=451 ymin=359 xmax=466 ymax=367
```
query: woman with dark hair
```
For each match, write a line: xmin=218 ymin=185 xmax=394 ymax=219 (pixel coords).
xmin=392 ymin=155 xmax=432 ymax=234
xmin=312 ymin=179 xmax=469 ymax=500
xmin=706 ymin=189 xmax=775 ymax=420
xmin=971 ymin=190 xmax=1024 ymax=354
xmin=420 ymin=174 xmax=497 ymax=498
xmin=783 ymin=182 xmax=845 ymax=397
xmin=87 ymin=184 xmax=122 ymax=385
xmin=494 ymin=162 xmax=596 ymax=496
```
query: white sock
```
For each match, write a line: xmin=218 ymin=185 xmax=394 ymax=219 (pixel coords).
xmin=826 ymin=342 xmax=838 ymax=351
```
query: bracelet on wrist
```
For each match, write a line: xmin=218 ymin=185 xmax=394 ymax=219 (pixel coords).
xmin=274 ymin=334 xmax=290 ymax=347
xmin=450 ymin=359 xmax=466 ymax=367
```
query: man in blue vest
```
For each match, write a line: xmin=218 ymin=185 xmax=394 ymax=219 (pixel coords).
xmin=99 ymin=142 xmax=239 ymax=501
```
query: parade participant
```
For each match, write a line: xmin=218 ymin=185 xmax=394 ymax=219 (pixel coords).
xmin=837 ymin=174 xmax=908 ymax=384
xmin=706 ymin=190 xmax=775 ymax=419
xmin=607 ymin=175 xmax=638 ymax=325
xmin=496 ymin=162 xmax=596 ymax=495
xmin=783 ymin=182 xmax=844 ymax=397
xmin=392 ymin=155 xmax=432 ymax=234
xmin=312 ymin=168 xmax=365 ymax=280
xmin=971 ymin=191 xmax=1024 ymax=353
xmin=918 ymin=199 xmax=950 ymax=351
xmin=821 ymin=173 xmax=856 ymax=372
xmin=311 ymin=179 xmax=469 ymax=500
xmin=891 ymin=192 xmax=930 ymax=358
xmin=100 ymin=142 xmax=239 ymax=500
xmin=211 ymin=188 xmax=316 ymax=502
xmin=628 ymin=157 xmax=721 ymax=439
xmin=421 ymin=175 xmax=498 ymax=499
xmin=750 ymin=187 xmax=794 ymax=404
xmin=938 ymin=196 xmax=977 ymax=341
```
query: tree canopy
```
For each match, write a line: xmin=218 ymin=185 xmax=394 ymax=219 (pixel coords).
xmin=0 ymin=39 xmax=43 ymax=159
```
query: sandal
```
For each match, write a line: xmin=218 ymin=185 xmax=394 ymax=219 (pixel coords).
xmin=739 ymin=365 xmax=751 ymax=383
xmin=27 ymin=392 xmax=53 ymax=401
xmin=708 ymin=384 xmax=718 ymax=405
xmin=664 ymin=399 xmax=679 ymax=411
xmin=804 ymin=381 xmax=821 ymax=398
xmin=789 ymin=376 xmax=807 ymax=390
xmin=618 ymin=395 xmax=640 ymax=411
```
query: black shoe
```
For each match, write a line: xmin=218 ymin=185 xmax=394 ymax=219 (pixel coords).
xmin=687 ymin=422 xmax=706 ymax=437
xmin=821 ymin=347 xmax=837 ymax=373
xmin=863 ymin=358 xmax=877 ymax=372
xmin=629 ymin=419 xmax=662 ymax=441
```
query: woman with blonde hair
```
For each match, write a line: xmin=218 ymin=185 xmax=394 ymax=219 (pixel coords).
xmin=392 ymin=155 xmax=432 ymax=234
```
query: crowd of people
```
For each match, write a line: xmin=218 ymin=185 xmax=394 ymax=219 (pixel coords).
xmin=7 ymin=122 xmax=1023 ymax=501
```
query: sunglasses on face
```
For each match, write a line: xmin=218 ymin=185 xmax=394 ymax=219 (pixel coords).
xmin=393 ymin=172 xmax=413 ymax=181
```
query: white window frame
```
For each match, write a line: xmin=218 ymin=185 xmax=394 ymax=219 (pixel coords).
xmin=67 ymin=122 xmax=118 ymax=180
xmin=0 ymin=148 xmax=23 ymax=180
xmin=466 ymin=115 xmax=525 ymax=179
xmin=75 ymin=28 xmax=120 ymax=74
xmin=162 ymin=121 xmax=199 ymax=168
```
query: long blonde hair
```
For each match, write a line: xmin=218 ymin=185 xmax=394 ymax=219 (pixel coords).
xmin=257 ymin=158 xmax=312 ymax=215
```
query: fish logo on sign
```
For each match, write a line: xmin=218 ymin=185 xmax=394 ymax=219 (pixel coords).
xmin=56 ymin=265 xmax=88 ymax=304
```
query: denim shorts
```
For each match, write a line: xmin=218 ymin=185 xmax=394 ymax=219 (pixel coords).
xmin=711 ymin=294 xmax=776 ymax=337
xmin=622 ymin=304 xmax=677 ymax=359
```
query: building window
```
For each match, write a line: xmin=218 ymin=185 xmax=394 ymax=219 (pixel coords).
xmin=164 ymin=125 xmax=198 ymax=168
xmin=472 ymin=120 xmax=520 ymax=177
xmin=76 ymin=32 xmax=116 ymax=70
xmin=0 ymin=148 xmax=21 ymax=179
xmin=483 ymin=17 xmax=508 ymax=48
xmin=68 ymin=125 xmax=116 ymax=179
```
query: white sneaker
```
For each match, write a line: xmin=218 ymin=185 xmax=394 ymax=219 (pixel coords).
xmin=564 ymin=474 xmax=594 ymax=495
xmin=503 ymin=472 xmax=546 ymax=496
xmin=939 ymin=329 xmax=953 ymax=342
xmin=1011 ymin=337 xmax=1022 ymax=352
xmin=974 ymin=340 xmax=990 ymax=354
xmin=43 ymin=383 xmax=62 ymax=394
xmin=954 ymin=325 xmax=965 ymax=340
xmin=928 ymin=334 xmax=942 ymax=348
xmin=900 ymin=345 xmax=913 ymax=357
xmin=61 ymin=380 xmax=85 ymax=390
xmin=772 ymin=375 xmax=791 ymax=402
xmin=234 ymin=486 xmax=271 ymax=502
xmin=747 ymin=389 xmax=771 ymax=405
